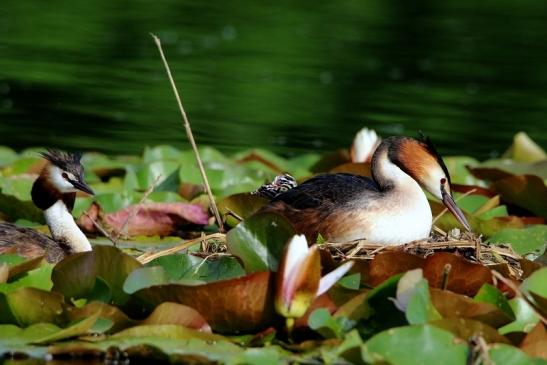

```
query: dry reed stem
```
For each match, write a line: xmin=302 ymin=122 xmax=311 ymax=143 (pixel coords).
xmin=151 ymin=33 xmax=224 ymax=232
xmin=137 ymin=232 xmax=226 ymax=264
xmin=83 ymin=211 xmax=118 ymax=246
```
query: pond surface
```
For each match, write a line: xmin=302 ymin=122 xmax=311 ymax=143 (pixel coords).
xmin=1 ymin=0 xmax=546 ymax=159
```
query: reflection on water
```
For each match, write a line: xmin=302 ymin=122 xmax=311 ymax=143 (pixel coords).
xmin=0 ymin=1 xmax=546 ymax=159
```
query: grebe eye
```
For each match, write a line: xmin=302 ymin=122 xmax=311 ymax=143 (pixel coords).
xmin=440 ymin=178 xmax=446 ymax=185
xmin=62 ymin=172 xmax=69 ymax=180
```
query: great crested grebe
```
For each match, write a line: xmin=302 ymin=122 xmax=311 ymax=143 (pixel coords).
xmin=0 ymin=150 xmax=94 ymax=263
xmin=258 ymin=135 xmax=471 ymax=245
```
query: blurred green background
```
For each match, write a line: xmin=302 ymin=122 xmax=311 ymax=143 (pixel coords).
xmin=0 ymin=0 xmax=546 ymax=159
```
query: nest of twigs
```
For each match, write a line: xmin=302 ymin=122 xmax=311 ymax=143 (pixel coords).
xmin=322 ymin=227 xmax=527 ymax=280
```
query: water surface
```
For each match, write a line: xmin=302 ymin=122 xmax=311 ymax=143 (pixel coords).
xmin=1 ymin=1 xmax=546 ymax=159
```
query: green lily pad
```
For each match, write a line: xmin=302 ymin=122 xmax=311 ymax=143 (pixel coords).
xmin=362 ymin=325 xmax=468 ymax=365
xmin=52 ymin=246 xmax=141 ymax=306
xmin=499 ymin=298 xmax=540 ymax=334
xmin=487 ymin=225 xmax=547 ymax=257
xmin=218 ymin=193 xmax=268 ymax=227
xmin=0 ymin=287 xmax=65 ymax=326
xmin=145 ymin=253 xmax=245 ymax=283
xmin=226 ymin=212 xmax=295 ymax=273
xmin=490 ymin=343 xmax=547 ymax=365
xmin=474 ymin=283 xmax=515 ymax=321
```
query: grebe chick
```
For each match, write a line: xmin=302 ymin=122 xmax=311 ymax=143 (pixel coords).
xmin=0 ymin=149 xmax=94 ymax=263
xmin=259 ymin=136 xmax=471 ymax=245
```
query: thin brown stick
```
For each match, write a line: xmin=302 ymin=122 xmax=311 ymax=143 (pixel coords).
xmin=116 ymin=175 xmax=161 ymax=239
xmin=151 ymin=33 xmax=224 ymax=232
xmin=137 ymin=232 xmax=226 ymax=264
xmin=83 ymin=211 xmax=118 ymax=246
xmin=491 ymin=270 xmax=547 ymax=325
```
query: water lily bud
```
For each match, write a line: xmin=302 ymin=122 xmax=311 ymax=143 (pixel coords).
xmin=351 ymin=127 xmax=381 ymax=163
xmin=275 ymin=235 xmax=321 ymax=319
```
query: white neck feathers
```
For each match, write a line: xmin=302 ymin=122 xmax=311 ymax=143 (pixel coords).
xmin=44 ymin=200 xmax=92 ymax=252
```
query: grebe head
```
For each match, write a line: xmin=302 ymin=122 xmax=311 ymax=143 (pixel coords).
xmin=40 ymin=149 xmax=94 ymax=195
xmin=389 ymin=136 xmax=471 ymax=231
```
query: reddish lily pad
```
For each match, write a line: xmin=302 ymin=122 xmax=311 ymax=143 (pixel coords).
xmin=131 ymin=271 xmax=275 ymax=334
xmin=422 ymin=252 xmax=492 ymax=296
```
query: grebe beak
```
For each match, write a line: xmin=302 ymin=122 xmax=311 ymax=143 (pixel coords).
xmin=71 ymin=180 xmax=95 ymax=196
xmin=441 ymin=189 xmax=471 ymax=232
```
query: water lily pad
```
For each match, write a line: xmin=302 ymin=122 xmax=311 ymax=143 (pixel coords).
xmin=52 ymin=245 xmax=141 ymax=306
xmin=0 ymin=287 xmax=65 ymax=326
xmin=487 ymin=225 xmax=547 ymax=258
xmin=131 ymin=271 xmax=275 ymax=333
xmin=226 ymin=212 xmax=295 ymax=273
xmin=145 ymin=254 xmax=245 ymax=283
xmin=218 ymin=193 xmax=268 ymax=227
xmin=492 ymin=175 xmax=547 ymax=218
xmin=362 ymin=325 xmax=468 ymax=365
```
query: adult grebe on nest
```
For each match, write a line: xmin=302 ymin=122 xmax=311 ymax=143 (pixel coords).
xmin=256 ymin=135 xmax=471 ymax=245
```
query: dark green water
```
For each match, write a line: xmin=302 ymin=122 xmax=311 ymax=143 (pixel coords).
xmin=1 ymin=1 xmax=546 ymax=159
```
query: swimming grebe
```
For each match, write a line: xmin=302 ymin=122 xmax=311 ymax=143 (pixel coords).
xmin=258 ymin=136 xmax=471 ymax=245
xmin=0 ymin=149 xmax=94 ymax=263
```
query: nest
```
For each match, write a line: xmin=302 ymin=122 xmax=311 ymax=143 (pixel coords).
xmin=321 ymin=227 xmax=527 ymax=280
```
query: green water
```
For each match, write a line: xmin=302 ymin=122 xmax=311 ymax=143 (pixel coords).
xmin=1 ymin=1 xmax=546 ymax=159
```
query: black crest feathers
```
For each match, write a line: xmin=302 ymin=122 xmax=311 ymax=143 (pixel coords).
xmin=40 ymin=149 xmax=83 ymax=176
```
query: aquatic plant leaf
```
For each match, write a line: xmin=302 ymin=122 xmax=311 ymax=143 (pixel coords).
xmin=310 ymin=149 xmax=351 ymax=173
xmin=218 ymin=193 xmax=268 ymax=227
xmin=52 ymin=245 xmax=141 ymax=306
xmin=0 ymin=263 xmax=53 ymax=294
xmin=226 ymin=212 xmax=295 ymax=273
xmin=3 ymin=255 xmax=44 ymax=281
xmin=499 ymin=298 xmax=540 ymax=335
xmin=0 ymin=146 xmax=17 ymax=167
xmin=443 ymin=156 xmax=480 ymax=185
xmin=519 ymin=323 xmax=547 ymax=359
xmin=143 ymin=302 xmax=211 ymax=332
xmin=521 ymin=267 xmax=547 ymax=313
xmin=329 ymin=162 xmax=371 ymax=177
xmin=422 ymin=252 xmax=492 ymax=296
xmin=361 ymin=325 xmax=468 ymax=365
xmin=474 ymin=283 xmax=515 ymax=320
xmin=488 ymin=225 xmax=547 ymax=258
xmin=396 ymin=270 xmax=441 ymax=325
xmin=0 ymin=287 xmax=65 ymax=326
xmin=67 ymin=301 xmax=133 ymax=334
xmin=470 ymin=160 xmax=547 ymax=180
xmin=308 ymin=307 xmax=353 ymax=339
xmin=490 ymin=344 xmax=547 ymax=365
xmin=146 ymin=253 xmax=245 ymax=283
xmin=431 ymin=318 xmax=510 ymax=344
xmin=132 ymin=271 xmax=275 ymax=334
xmin=502 ymin=132 xmax=547 ymax=163
xmin=492 ymin=175 xmax=547 ymax=218
xmin=79 ymin=202 xmax=209 ymax=236
xmin=430 ymin=288 xmax=513 ymax=328
xmin=366 ymin=251 xmax=424 ymax=287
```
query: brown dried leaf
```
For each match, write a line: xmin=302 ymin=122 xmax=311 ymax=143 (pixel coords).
xmin=520 ymin=323 xmax=547 ymax=359
xmin=423 ymin=252 xmax=492 ymax=296
xmin=430 ymin=288 xmax=513 ymax=328
xmin=366 ymin=251 xmax=424 ymax=287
